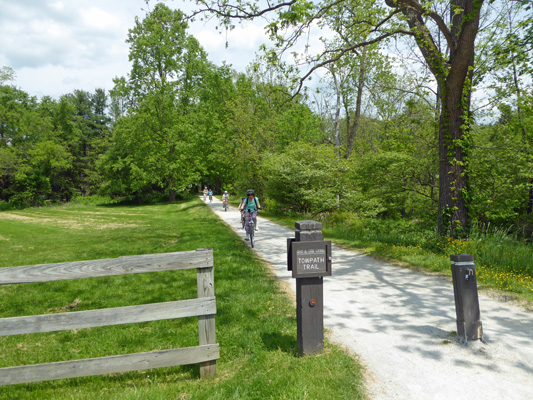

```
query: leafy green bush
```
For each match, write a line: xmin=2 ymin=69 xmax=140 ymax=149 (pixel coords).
xmin=71 ymin=195 xmax=114 ymax=205
xmin=515 ymin=213 xmax=533 ymax=240
xmin=0 ymin=200 xmax=10 ymax=211
xmin=263 ymin=143 xmax=354 ymax=213
xmin=354 ymin=152 xmax=438 ymax=219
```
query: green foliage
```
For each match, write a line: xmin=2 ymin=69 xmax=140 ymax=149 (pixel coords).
xmin=353 ymin=105 xmax=439 ymax=220
xmin=0 ymin=66 xmax=15 ymax=85
xmin=103 ymin=4 xmax=213 ymax=201
xmin=469 ymin=94 xmax=533 ymax=231
xmin=70 ymin=195 xmax=115 ymax=205
xmin=193 ymin=65 xmax=239 ymax=192
xmin=263 ymin=143 xmax=352 ymax=213
xmin=2 ymin=0 xmax=532 ymax=243
xmin=0 ymin=82 xmax=112 ymax=207
xmin=228 ymin=71 xmax=325 ymax=198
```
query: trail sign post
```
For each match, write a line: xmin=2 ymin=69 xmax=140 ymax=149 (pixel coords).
xmin=287 ymin=221 xmax=332 ymax=355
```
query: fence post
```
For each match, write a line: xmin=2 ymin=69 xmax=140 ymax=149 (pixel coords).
xmin=196 ymin=249 xmax=216 ymax=377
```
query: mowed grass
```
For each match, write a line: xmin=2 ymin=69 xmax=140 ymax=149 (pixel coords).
xmin=0 ymin=199 xmax=365 ymax=399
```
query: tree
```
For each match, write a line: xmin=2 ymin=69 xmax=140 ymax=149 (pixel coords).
xmin=227 ymin=69 xmax=324 ymax=197
xmin=192 ymin=64 xmax=239 ymax=192
xmin=190 ymin=0 xmax=488 ymax=237
xmin=106 ymin=3 xmax=211 ymax=201
xmin=264 ymin=142 xmax=353 ymax=213
xmin=480 ymin=0 xmax=533 ymax=215
xmin=469 ymin=113 xmax=531 ymax=229
xmin=356 ymin=98 xmax=440 ymax=219
xmin=0 ymin=66 xmax=15 ymax=86
xmin=0 ymin=86 xmax=77 ymax=206
xmin=55 ymin=89 xmax=112 ymax=196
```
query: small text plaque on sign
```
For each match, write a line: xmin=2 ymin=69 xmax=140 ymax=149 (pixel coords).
xmin=291 ymin=241 xmax=332 ymax=278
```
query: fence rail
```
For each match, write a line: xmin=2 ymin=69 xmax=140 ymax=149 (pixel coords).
xmin=0 ymin=248 xmax=219 ymax=386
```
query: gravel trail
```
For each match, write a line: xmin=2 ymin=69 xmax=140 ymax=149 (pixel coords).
xmin=205 ymin=197 xmax=533 ymax=399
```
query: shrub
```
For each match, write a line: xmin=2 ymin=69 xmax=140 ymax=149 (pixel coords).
xmin=263 ymin=143 xmax=354 ymax=213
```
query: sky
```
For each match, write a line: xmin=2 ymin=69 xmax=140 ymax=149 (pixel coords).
xmin=0 ymin=0 xmax=274 ymax=99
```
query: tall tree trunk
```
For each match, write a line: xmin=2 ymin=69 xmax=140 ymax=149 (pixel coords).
xmin=437 ymin=7 xmax=478 ymax=236
xmin=390 ymin=0 xmax=483 ymax=237
xmin=437 ymin=83 xmax=471 ymax=236
xmin=169 ymin=175 xmax=176 ymax=202
xmin=345 ymin=47 xmax=367 ymax=159
xmin=528 ymin=181 xmax=533 ymax=214
xmin=331 ymin=71 xmax=342 ymax=156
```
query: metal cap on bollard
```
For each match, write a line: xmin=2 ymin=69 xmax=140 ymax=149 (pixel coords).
xmin=450 ymin=254 xmax=483 ymax=344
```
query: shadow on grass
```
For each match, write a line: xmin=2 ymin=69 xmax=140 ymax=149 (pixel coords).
xmin=261 ymin=331 xmax=299 ymax=356
xmin=95 ymin=196 xmax=201 ymax=208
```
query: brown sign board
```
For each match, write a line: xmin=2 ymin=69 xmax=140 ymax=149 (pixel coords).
xmin=290 ymin=241 xmax=332 ymax=278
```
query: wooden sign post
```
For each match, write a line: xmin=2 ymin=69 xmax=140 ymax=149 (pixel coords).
xmin=288 ymin=221 xmax=332 ymax=355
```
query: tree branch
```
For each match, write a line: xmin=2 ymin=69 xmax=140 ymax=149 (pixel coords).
xmin=188 ymin=1 xmax=297 ymax=21
xmin=392 ymin=0 xmax=455 ymax=51
xmin=290 ymin=32 xmax=403 ymax=100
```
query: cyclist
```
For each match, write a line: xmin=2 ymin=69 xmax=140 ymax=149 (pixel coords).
xmin=243 ymin=189 xmax=261 ymax=241
xmin=222 ymin=191 xmax=229 ymax=209
xmin=237 ymin=196 xmax=246 ymax=228
xmin=203 ymin=186 xmax=208 ymax=201
xmin=208 ymin=189 xmax=213 ymax=202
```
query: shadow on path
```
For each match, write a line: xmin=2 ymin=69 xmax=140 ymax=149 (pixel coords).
xmin=203 ymin=196 xmax=533 ymax=400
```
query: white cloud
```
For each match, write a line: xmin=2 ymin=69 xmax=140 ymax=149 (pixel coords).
xmin=0 ymin=0 xmax=321 ymax=98
xmin=191 ymin=20 xmax=270 ymax=71
xmin=0 ymin=0 xmax=145 ymax=97
xmin=31 ymin=20 xmax=67 ymax=38
xmin=228 ymin=24 xmax=268 ymax=49
xmin=194 ymin=29 xmax=225 ymax=50
xmin=80 ymin=7 xmax=121 ymax=31
xmin=49 ymin=1 xmax=65 ymax=12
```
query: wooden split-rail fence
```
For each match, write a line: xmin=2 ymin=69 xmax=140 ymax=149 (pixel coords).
xmin=0 ymin=248 xmax=219 ymax=386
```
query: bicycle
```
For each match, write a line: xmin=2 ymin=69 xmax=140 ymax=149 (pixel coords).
xmin=246 ymin=211 xmax=255 ymax=248
xmin=223 ymin=199 xmax=228 ymax=211
xmin=240 ymin=211 xmax=245 ymax=229
xmin=244 ymin=208 xmax=260 ymax=248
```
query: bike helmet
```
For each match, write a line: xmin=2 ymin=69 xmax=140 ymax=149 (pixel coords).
xmin=246 ymin=189 xmax=254 ymax=195
xmin=242 ymin=197 xmax=246 ymax=200
xmin=224 ymin=191 xmax=227 ymax=193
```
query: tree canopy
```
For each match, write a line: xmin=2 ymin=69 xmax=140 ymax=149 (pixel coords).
xmin=1 ymin=0 xmax=532 ymax=240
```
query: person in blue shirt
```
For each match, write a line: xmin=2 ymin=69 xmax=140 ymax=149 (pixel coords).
xmin=237 ymin=196 xmax=246 ymax=228
xmin=243 ymin=189 xmax=261 ymax=240
xmin=208 ymin=189 xmax=213 ymax=202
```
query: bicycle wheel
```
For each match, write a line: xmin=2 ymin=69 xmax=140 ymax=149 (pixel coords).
xmin=249 ymin=221 xmax=255 ymax=248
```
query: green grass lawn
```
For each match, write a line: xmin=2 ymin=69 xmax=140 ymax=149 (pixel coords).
xmin=0 ymin=199 xmax=365 ymax=399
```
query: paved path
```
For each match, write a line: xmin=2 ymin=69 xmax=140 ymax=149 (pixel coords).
xmin=205 ymin=197 xmax=533 ymax=399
